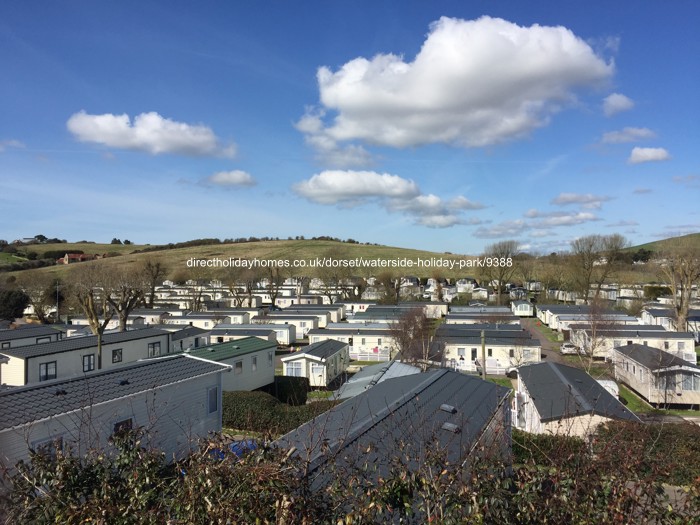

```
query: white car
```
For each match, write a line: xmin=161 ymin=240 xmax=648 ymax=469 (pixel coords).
xmin=560 ymin=343 xmax=578 ymax=355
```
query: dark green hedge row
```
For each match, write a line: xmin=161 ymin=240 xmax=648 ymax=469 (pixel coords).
xmin=222 ymin=390 xmax=337 ymax=436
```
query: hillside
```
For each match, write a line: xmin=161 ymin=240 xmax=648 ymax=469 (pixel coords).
xmin=4 ymin=239 xmax=475 ymax=281
xmin=627 ymin=232 xmax=700 ymax=253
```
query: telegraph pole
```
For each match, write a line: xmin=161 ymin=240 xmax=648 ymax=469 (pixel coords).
xmin=481 ymin=329 xmax=486 ymax=380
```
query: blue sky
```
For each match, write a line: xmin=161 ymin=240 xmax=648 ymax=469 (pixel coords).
xmin=1 ymin=1 xmax=698 ymax=255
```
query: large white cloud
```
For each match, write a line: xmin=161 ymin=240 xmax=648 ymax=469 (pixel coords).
xmin=293 ymin=170 xmax=419 ymax=205
xmin=628 ymin=147 xmax=671 ymax=164
xmin=298 ymin=16 xmax=613 ymax=166
xmin=293 ymin=170 xmax=483 ymax=228
xmin=603 ymin=93 xmax=634 ymax=116
xmin=67 ymin=111 xmax=236 ymax=157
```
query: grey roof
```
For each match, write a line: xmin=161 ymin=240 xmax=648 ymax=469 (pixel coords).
xmin=0 ymin=325 xmax=64 ymax=342
xmin=184 ymin=313 xmax=230 ymax=319
xmin=446 ymin=313 xmax=519 ymax=320
xmin=333 ymin=361 xmax=421 ymax=400
xmin=0 ymin=354 xmax=228 ymax=431
xmin=0 ymin=328 xmax=169 ymax=360
xmin=130 ymin=308 xmax=171 ymax=316
xmin=324 ymin=322 xmax=389 ymax=330
xmin=568 ymin=324 xmax=665 ymax=332
xmin=253 ymin=314 xmax=317 ymax=321
xmin=435 ymin=325 xmax=530 ymax=339
xmin=295 ymin=339 xmax=346 ymax=360
xmin=210 ymin=328 xmax=276 ymax=338
xmin=450 ymin=306 xmax=511 ymax=313
xmin=615 ymin=344 xmax=700 ymax=371
xmin=307 ymin=328 xmax=393 ymax=337
xmin=577 ymin=329 xmax=694 ymax=339
xmin=275 ymin=370 xmax=510 ymax=485
xmin=213 ymin=323 xmax=293 ymax=332
xmin=518 ymin=362 xmax=640 ymax=423
xmin=170 ymin=326 xmax=209 ymax=341
xmin=644 ymin=308 xmax=700 ymax=320
xmin=436 ymin=336 xmax=540 ymax=347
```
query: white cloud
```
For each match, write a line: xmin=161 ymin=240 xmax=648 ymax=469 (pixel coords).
xmin=203 ymin=170 xmax=256 ymax=187
xmin=633 ymin=188 xmax=652 ymax=194
xmin=474 ymin=220 xmax=528 ymax=239
xmin=293 ymin=170 xmax=419 ymax=205
xmin=600 ymin=127 xmax=655 ymax=144
xmin=0 ymin=139 xmax=25 ymax=152
xmin=293 ymin=170 xmax=483 ymax=228
xmin=66 ymin=110 xmax=236 ymax=157
xmin=550 ymin=192 xmax=612 ymax=209
xmin=672 ymin=175 xmax=699 ymax=187
xmin=529 ymin=229 xmax=556 ymax=238
xmin=532 ymin=212 xmax=600 ymax=228
xmin=603 ymin=93 xmax=634 ymax=116
xmin=447 ymin=195 xmax=486 ymax=211
xmin=628 ymin=147 xmax=671 ymax=164
xmin=606 ymin=220 xmax=638 ymax=228
xmin=299 ymin=16 xmax=613 ymax=166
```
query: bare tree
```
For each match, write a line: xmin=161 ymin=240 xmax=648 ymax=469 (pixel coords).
xmin=376 ymin=271 xmax=400 ymax=305
xmin=317 ymin=248 xmax=352 ymax=304
xmin=480 ymin=240 xmax=519 ymax=305
xmin=264 ymin=264 xmax=286 ymax=307
xmin=105 ymin=266 xmax=147 ymax=331
xmin=141 ymin=259 xmax=168 ymax=308
xmin=569 ymin=234 xmax=627 ymax=304
xmin=389 ymin=307 xmax=436 ymax=370
xmin=17 ymin=273 xmax=62 ymax=324
xmin=655 ymin=237 xmax=700 ymax=331
xmin=66 ymin=264 xmax=114 ymax=369
xmin=219 ymin=265 xmax=261 ymax=307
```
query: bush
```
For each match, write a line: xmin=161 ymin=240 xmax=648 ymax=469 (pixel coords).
xmin=595 ymin=421 xmax=700 ymax=486
xmin=222 ymin=390 xmax=336 ymax=436
xmin=274 ymin=375 xmax=309 ymax=405
xmin=513 ymin=429 xmax=587 ymax=467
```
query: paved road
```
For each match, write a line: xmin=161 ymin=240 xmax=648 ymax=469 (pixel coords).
xmin=521 ymin=318 xmax=565 ymax=365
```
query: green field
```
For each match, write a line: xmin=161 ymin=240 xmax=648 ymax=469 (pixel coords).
xmin=627 ymin=232 xmax=700 ymax=253
xmin=0 ymin=252 xmax=27 ymax=264
xmin=4 ymin=239 xmax=478 ymax=281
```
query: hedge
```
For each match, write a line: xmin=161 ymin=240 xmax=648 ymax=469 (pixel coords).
xmin=222 ymin=391 xmax=337 ymax=436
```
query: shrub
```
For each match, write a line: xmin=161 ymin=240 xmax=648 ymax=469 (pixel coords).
xmin=222 ymin=390 xmax=336 ymax=436
xmin=274 ymin=375 xmax=309 ymax=405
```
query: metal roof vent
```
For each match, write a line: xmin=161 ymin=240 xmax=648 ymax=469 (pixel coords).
xmin=440 ymin=404 xmax=457 ymax=414
xmin=441 ymin=422 xmax=461 ymax=434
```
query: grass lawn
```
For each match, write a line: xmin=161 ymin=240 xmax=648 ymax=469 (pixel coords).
xmin=618 ymin=384 xmax=700 ymax=417
xmin=618 ymin=385 xmax=653 ymax=413
xmin=486 ymin=376 xmax=514 ymax=389
xmin=307 ymin=390 xmax=334 ymax=400
xmin=0 ymin=252 xmax=27 ymax=265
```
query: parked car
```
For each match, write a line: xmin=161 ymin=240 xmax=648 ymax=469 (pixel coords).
xmin=560 ymin=343 xmax=578 ymax=355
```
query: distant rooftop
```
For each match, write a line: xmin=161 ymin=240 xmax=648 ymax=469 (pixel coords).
xmin=184 ymin=337 xmax=276 ymax=361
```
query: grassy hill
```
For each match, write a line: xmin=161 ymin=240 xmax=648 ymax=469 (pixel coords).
xmin=4 ymin=239 xmax=476 ymax=281
xmin=627 ymin=232 xmax=700 ymax=253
